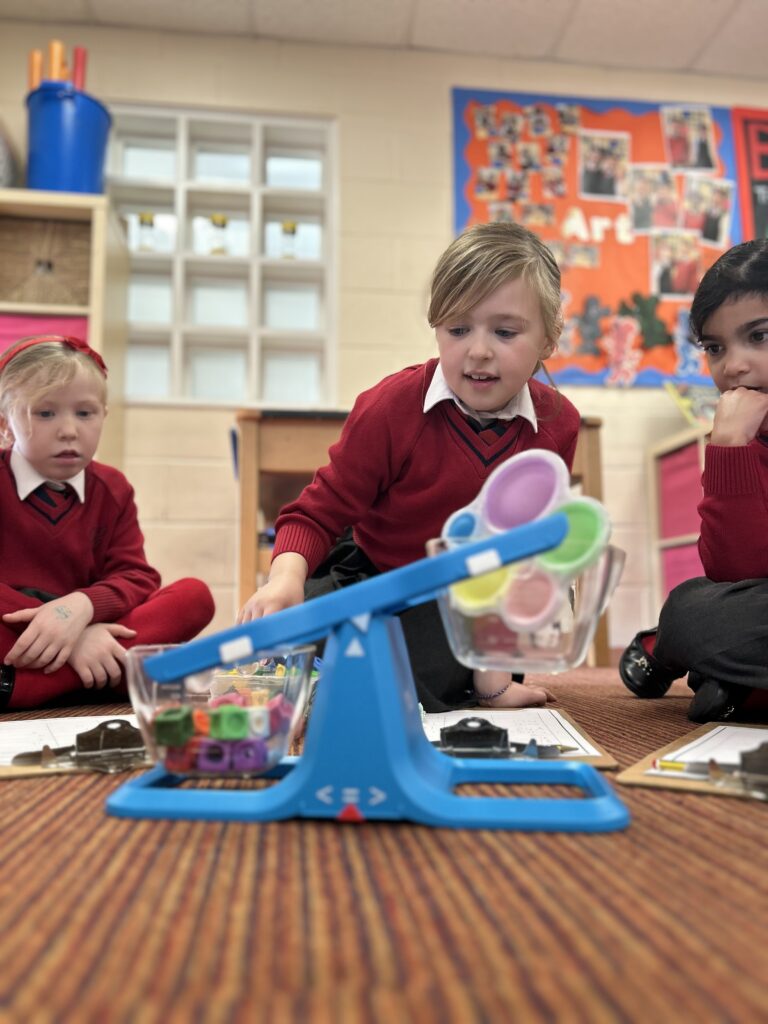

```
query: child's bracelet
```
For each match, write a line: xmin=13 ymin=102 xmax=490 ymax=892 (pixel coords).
xmin=474 ymin=677 xmax=513 ymax=703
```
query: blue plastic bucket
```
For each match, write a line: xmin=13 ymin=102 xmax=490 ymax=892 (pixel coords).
xmin=26 ymin=81 xmax=112 ymax=194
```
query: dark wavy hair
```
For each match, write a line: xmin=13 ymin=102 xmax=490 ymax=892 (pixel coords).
xmin=690 ymin=239 xmax=768 ymax=342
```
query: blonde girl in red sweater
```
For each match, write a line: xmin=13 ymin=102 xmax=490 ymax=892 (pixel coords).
xmin=237 ymin=223 xmax=582 ymax=713
xmin=0 ymin=335 xmax=214 ymax=709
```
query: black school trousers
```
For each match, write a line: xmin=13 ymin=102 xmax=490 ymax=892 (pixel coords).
xmin=304 ymin=533 xmax=477 ymax=712
xmin=654 ymin=577 xmax=768 ymax=691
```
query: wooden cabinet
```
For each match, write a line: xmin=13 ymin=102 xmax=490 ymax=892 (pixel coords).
xmin=236 ymin=409 xmax=346 ymax=599
xmin=648 ymin=425 xmax=708 ymax=610
xmin=0 ymin=187 xmax=129 ymax=465
xmin=236 ymin=411 xmax=610 ymax=665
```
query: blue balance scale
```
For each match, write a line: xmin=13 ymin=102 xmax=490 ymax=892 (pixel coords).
xmin=107 ymin=514 xmax=629 ymax=832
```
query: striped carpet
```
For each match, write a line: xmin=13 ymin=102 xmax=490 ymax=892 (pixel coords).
xmin=0 ymin=670 xmax=766 ymax=1023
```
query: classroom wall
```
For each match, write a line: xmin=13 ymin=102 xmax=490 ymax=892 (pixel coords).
xmin=1 ymin=20 xmax=767 ymax=645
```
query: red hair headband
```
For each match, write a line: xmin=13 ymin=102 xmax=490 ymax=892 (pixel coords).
xmin=0 ymin=335 xmax=108 ymax=378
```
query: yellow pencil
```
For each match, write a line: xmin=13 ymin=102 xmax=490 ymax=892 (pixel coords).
xmin=654 ymin=757 xmax=709 ymax=774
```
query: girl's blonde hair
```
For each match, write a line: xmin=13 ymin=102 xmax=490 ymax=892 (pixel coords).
xmin=427 ymin=222 xmax=564 ymax=346
xmin=0 ymin=339 xmax=107 ymax=447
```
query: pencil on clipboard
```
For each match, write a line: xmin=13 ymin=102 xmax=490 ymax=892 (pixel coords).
xmin=653 ymin=757 xmax=711 ymax=776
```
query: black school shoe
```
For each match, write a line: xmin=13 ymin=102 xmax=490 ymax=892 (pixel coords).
xmin=619 ymin=628 xmax=676 ymax=699
xmin=687 ymin=674 xmax=750 ymax=723
xmin=0 ymin=664 xmax=14 ymax=709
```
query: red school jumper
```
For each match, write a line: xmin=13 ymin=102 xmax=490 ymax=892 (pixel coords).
xmin=0 ymin=451 xmax=215 ymax=709
xmin=273 ymin=358 xmax=581 ymax=573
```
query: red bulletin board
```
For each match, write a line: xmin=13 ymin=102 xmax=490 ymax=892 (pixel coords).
xmin=453 ymin=88 xmax=762 ymax=388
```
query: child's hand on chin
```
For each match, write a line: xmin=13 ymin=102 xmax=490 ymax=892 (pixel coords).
xmin=473 ymin=670 xmax=555 ymax=708
xmin=711 ymin=387 xmax=768 ymax=446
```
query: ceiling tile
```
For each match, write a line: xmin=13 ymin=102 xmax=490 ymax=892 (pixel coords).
xmin=251 ymin=0 xmax=414 ymax=47
xmin=692 ymin=0 xmax=768 ymax=78
xmin=3 ymin=0 xmax=768 ymax=82
xmin=411 ymin=0 xmax=577 ymax=58
xmin=89 ymin=0 xmax=252 ymax=35
xmin=555 ymin=0 xmax=724 ymax=71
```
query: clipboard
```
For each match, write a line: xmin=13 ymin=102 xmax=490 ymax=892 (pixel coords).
xmin=422 ymin=707 xmax=618 ymax=769
xmin=0 ymin=716 xmax=149 ymax=779
xmin=617 ymin=722 xmax=768 ymax=799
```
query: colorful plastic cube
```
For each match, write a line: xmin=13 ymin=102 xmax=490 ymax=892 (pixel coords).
xmin=231 ymin=738 xmax=268 ymax=773
xmin=196 ymin=739 xmax=232 ymax=773
xmin=209 ymin=704 xmax=249 ymax=740
xmin=248 ymin=706 xmax=270 ymax=738
xmin=209 ymin=692 xmax=248 ymax=709
xmin=192 ymin=707 xmax=211 ymax=735
xmin=248 ymin=686 xmax=272 ymax=707
xmin=267 ymin=694 xmax=294 ymax=735
xmin=164 ymin=737 xmax=203 ymax=773
xmin=154 ymin=706 xmax=194 ymax=746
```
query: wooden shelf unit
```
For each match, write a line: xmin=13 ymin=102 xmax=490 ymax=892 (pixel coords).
xmin=0 ymin=187 xmax=129 ymax=465
xmin=236 ymin=410 xmax=610 ymax=666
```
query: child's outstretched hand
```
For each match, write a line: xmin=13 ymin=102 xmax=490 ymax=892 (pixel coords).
xmin=69 ymin=623 xmax=137 ymax=688
xmin=2 ymin=592 xmax=94 ymax=672
xmin=237 ymin=552 xmax=308 ymax=623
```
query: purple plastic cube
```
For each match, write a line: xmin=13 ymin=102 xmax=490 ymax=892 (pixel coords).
xmin=196 ymin=739 xmax=232 ymax=773
xmin=267 ymin=694 xmax=294 ymax=735
xmin=231 ymin=738 xmax=268 ymax=773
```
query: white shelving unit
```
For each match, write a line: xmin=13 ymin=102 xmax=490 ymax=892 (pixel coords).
xmin=106 ymin=106 xmax=336 ymax=407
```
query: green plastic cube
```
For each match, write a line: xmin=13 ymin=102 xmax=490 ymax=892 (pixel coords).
xmin=154 ymin=706 xmax=194 ymax=746
xmin=209 ymin=704 xmax=249 ymax=740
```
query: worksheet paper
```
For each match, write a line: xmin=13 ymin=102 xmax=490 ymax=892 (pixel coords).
xmin=422 ymin=708 xmax=601 ymax=757
xmin=0 ymin=715 xmax=137 ymax=767
xmin=646 ymin=724 xmax=767 ymax=779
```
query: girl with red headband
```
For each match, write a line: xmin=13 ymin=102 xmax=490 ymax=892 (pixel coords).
xmin=0 ymin=335 xmax=215 ymax=709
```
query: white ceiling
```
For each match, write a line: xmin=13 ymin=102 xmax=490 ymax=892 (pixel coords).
xmin=2 ymin=0 xmax=768 ymax=81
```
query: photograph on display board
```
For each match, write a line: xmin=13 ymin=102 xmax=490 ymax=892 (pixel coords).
xmin=649 ymin=231 xmax=702 ymax=298
xmin=452 ymin=87 xmax=765 ymax=387
xmin=628 ymin=165 xmax=677 ymax=232
xmin=661 ymin=106 xmax=717 ymax=171
xmin=519 ymin=202 xmax=556 ymax=228
xmin=680 ymin=176 xmax=734 ymax=246
xmin=579 ymin=129 xmax=631 ymax=200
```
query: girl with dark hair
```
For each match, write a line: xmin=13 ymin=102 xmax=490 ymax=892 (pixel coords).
xmin=619 ymin=239 xmax=768 ymax=722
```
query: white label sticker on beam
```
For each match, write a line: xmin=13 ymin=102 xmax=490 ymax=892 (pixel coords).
xmin=219 ymin=636 xmax=254 ymax=664
xmin=465 ymin=549 xmax=502 ymax=576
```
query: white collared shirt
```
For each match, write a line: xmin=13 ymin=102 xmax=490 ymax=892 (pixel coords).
xmin=11 ymin=447 xmax=85 ymax=502
xmin=423 ymin=362 xmax=538 ymax=429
